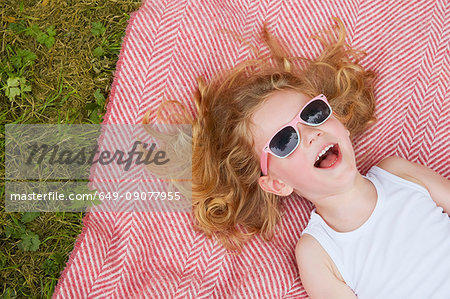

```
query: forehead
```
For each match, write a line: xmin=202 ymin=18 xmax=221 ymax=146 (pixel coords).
xmin=251 ymin=90 xmax=310 ymax=150
xmin=254 ymin=90 xmax=309 ymax=121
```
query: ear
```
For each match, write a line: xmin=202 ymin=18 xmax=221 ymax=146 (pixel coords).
xmin=258 ymin=175 xmax=294 ymax=196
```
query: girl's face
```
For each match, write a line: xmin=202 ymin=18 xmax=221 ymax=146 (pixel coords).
xmin=250 ymin=89 xmax=359 ymax=201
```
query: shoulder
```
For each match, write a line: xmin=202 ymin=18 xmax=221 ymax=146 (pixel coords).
xmin=375 ymin=156 xmax=427 ymax=189
xmin=295 ymin=235 xmax=355 ymax=297
xmin=295 ymin=234 xmax=344 ymax=282
xmin=375 ymin=156 xmax=406 ymax=174
xmin=295 ymin=233 xmax=322 ymax=259
xmin=376 ymin=156 xmax=450 ymax=214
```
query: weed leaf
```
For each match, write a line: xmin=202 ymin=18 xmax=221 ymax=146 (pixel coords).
xmin=46 ymin=26 xmax=56 ymax=37
xmin=5 ymin=87 xmax=21 ymax=100
xmin=22 ymin=83 xmax=32 ymax=93
xmin=25 ymin=24 xmax=40 ymax=37
xmin=36 ymin=32 xmax=48 ymax=44
xmin=92 ymin=46 xmax=105 ymax=58
xmin=22 ymin=49 xmax=38 ymax=62
xmin=4 ymin=77 xmax=32 ymax=100
xmin=8 ymin=21 xmax=26 ymax=33
xmin=5 ymin=222 xmax=26 ymax=239
xmin=43 ymin=259 xmax=59 ymax=275
xmin=21 ymin=212 xmax=40 ymax=223
xmin=89 ymin=109 xmax=101 ymax=123
xmin=18 ymin=231 xmax=41 ymax=252
xmin=11 ymin=49 xmax=37 ymax=69
xmin=91 ymin=21 xmax=106 ymax=36
xmin=44 ymin=36 xmax=56 ymax=48
xmin=85 ymin=102 xmax=99 ymax=111
xmin=93 ymin=89 xmax=106 ymax=107
xmin=30 ymin=26 xmax=56 ymax=48
xmin=7 ymin=77 xmax=19 ymax=87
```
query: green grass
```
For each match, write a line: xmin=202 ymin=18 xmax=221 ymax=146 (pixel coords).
xmin=0 ymin=0 xmax=141 ymax=297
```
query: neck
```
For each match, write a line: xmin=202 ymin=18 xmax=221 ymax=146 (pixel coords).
xmin=312 ymin=173 xmax=377 ymax=232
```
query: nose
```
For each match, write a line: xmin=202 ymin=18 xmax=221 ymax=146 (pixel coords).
xmin=297 ymin=123 xmax=322 ymax=147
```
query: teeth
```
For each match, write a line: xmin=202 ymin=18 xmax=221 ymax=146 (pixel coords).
xmin=316 ymin=144 xmax=335 ymax=162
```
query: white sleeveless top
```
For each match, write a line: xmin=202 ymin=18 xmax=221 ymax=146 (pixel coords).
xmin=301 ymin=166 xmax=450 ymax=298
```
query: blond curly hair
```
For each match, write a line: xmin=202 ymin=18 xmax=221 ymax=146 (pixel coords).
xmin=143 ymin=17 xmax=377 ymax=253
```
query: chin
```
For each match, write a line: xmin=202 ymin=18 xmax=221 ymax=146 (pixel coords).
xmin=332 ymin=147 xmax=359 ymax=183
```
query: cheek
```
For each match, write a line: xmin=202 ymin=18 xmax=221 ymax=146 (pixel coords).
xmin=333 ymin=124 xmax=354 ymax=153
xmin=269 ymin=153 xmax=312 ymax=182
xmin=326 ymin=119 xmax=353 ymax=151
xmin=327 ymin=117 xmax=346 ymax=133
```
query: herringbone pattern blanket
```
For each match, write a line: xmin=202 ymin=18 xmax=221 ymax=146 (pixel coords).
xmin=54 ymin=0 xmax=450 ymax=297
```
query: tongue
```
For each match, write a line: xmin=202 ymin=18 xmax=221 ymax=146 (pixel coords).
xmin=319 ymin=152 xmax=338 ymax=168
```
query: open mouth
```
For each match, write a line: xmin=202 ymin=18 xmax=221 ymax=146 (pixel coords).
xmin=314 ymin=143 xmax=340 ymax=169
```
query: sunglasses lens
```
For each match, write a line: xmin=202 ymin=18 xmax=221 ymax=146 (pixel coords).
xmin=300 ymin=99 xmax=331 ymax=124
xmin=269 ymin=126 xmax=298 ymax=157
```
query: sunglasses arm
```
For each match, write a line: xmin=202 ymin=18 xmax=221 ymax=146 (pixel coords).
xmin=260 ymin=150 xmax=268 ymax=176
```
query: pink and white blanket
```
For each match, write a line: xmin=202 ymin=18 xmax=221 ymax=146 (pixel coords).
xmin=54 ymin=0 xmax=450 ymax=298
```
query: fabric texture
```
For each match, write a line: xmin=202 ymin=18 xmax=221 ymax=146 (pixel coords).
xmin=302 ymin=166 xmax=450 ymax=298
xmin=53 ymin=0 xmax=450 ymax=298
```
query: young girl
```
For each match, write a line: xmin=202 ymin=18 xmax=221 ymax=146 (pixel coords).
xmin=150 ymin=17 xmax=450 ymax=298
